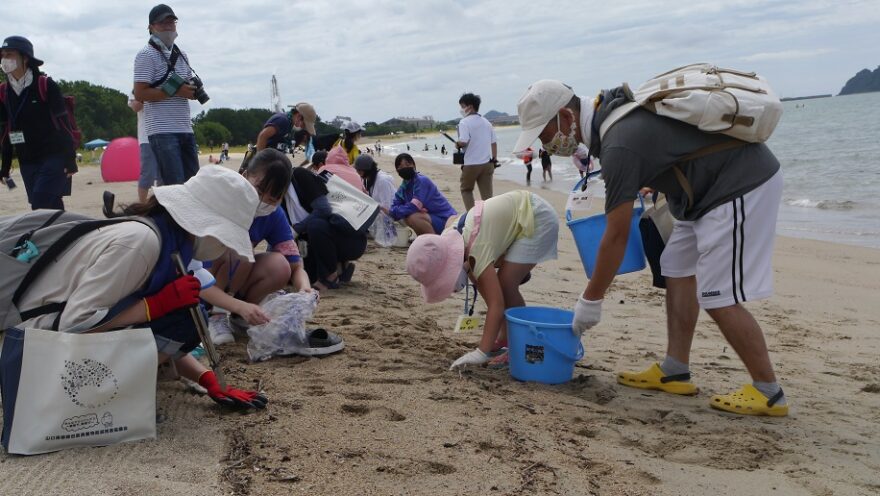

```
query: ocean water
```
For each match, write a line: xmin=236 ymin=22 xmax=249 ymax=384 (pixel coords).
xmin=380 ymin=92 xmax=880 ymax=249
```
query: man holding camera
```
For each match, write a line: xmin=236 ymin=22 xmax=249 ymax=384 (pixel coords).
xmin=133 ymin=4 xmax=205 ymax=185
xmin=455 ymin=92 xmax=497 ymax=211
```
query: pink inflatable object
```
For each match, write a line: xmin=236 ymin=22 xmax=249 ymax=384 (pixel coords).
xmin=100 ymin=137 xmax=141 ymax=182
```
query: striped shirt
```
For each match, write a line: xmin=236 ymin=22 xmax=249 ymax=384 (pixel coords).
xmin=133 ymin=42 xmax=194 ymax=136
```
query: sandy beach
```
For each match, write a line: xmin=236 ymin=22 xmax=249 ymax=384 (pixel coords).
xmin=1 ymin=152 xmax=879 ymax=496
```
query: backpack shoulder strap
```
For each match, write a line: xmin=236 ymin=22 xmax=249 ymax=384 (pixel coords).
xmin=12 ymin=217 xmax=158 ymax=308
xmin=148 ymin=41 xmax=182 ymax=88
xmin=0 ymin=82 xmax=6 ymax=105
xmin=671 ymin=139 xmax=750 ymax=210
xmin=599 ymin=101 xmax=640 ymax=141
xmin=37 ymin=75 xmax=49 ymax=102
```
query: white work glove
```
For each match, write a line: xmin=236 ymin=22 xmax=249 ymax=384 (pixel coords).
xmin=450 ymin=348 xmax=489 ymax=370
xmin=573 ymin=297 xmax=603 ymax=336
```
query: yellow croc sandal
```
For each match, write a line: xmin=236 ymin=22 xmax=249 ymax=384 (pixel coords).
xmin=616 ymin=363 xmax=699 ymax=395
xmin=710 ymin=384 xmax=789 ymax=417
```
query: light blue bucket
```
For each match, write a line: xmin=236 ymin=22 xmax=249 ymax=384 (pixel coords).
xmin=566 ymin=172 xmax=646 ymax=278
xmin=506 ymin=306 xmax=584 ymax=385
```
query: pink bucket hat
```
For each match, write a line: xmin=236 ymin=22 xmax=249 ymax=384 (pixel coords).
xmin=406 ymin=229 xmax=465 ymax=303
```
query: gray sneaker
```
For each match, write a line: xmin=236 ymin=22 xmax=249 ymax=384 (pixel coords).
xmin=208 ymin=314 xmax=235 ymax=345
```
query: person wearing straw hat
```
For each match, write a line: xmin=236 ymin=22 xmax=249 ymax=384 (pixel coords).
xmin=0 ymin=36 xmax=78 ymax=210
xmin=512 ymin=80 xmax=787 ymax=416
xmin=15 ymin=165 xmax=268 ymax=409
xmin=406 ymin=190 xmax=559 ymax=369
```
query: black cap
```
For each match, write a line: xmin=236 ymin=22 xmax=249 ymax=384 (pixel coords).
xmin=1 ymin=36 xmax=43 ymax=67
xmin=149 ymin=4 xmax=177 ymax=24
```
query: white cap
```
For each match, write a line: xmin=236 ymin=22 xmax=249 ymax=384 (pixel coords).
xmin=513 ymin=80 xmax=575 ymax=153
xmin=343 ymin=121 xmax=364 ymax=133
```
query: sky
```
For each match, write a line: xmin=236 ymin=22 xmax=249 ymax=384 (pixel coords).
xmin=2 ymin=0 xmax=878 ymax=123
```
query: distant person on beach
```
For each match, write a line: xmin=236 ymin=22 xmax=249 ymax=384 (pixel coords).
xmin=13 ymin=166 xmax=268 ymax=409
xmin=514 ymin=79 xmax=788 ymax=416
xmin=522 ymin=147 xmax=534 ymax=184
xmin=255 ymin=103 xmax=317 ymax=152
xmin=441 ymin=144 xmax=447 ymax=156
xmin=133 ymin=4 xmax=201 ymax=185
xmin=406 ymin=190 xmax=559 ymax=369
xmin=204 ymin=149 xmax=312 ymax=344
xmin=0 ymin=36 xmax=78 ymax=210
xmin=129 ymin=95 xmax=162 ymax=202
xmin=571 ymin=143 xmax=590 ymax=179
xmin=389 ymin=153 xmax=456 ymax=236
xmin=456 ymin=92 xmax=497 ymax=210
xmin=539 ymin=148 xmax=553 ymax=181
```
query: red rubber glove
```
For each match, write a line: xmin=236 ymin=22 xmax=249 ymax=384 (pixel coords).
xmin=143 ymin=275 xmax=201 ymax=321
xmin=198 ymin=371 xmax=268 ymax=410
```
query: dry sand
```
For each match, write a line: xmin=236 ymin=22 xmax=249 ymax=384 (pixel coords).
xmin=1 ymin=152 xmax=879 ymax=496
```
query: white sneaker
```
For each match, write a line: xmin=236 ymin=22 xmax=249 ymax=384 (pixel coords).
xmin=208 ymin=314 xmax=235 ymax=345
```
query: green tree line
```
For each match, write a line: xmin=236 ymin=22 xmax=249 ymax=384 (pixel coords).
xmin=3 ymin=77 xmax=345 ymax=148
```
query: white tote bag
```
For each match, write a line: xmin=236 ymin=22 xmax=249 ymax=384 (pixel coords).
xmin=1 ymin=327 xmax=157 ymax=455
xmin=323 ymin=173 xmax=380 ymax=233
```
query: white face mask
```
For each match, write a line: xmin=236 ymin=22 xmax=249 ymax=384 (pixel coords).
xmin=255 ymin=201 xmax=276 ymax=217
xmin=154 ymin=30 xmax=178 ymax=48
xmin=193 ymin=236 xmax=227 ymax=261
xmin=459 ymin=108 xmax=470 ymax=118
xmin=0 ymin=58 xmax=18 ymax=74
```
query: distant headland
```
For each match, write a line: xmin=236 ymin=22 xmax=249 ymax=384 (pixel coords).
xmin=839 ymin=66 xmax=880 ymax=95
xmin=780 ymin=95 xmax=831 ymax=102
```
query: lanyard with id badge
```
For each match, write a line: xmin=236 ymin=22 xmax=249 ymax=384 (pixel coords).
xmin=453 ymin=201 xmax=484 ymax=333
xmin=7 ymin=86 xmax=31 ymax=146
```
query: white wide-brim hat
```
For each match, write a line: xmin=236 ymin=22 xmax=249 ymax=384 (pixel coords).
xmin=153 ymin=165 xmax=259 ymax=262
xmin=513 ymin=79 xmax=575 ymax=154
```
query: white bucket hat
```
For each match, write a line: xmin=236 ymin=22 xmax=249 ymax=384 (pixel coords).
xmin=513 ymin=80 xmax=575 ymax=154
xmin=153 ymin=165 xmax=259 ymax=261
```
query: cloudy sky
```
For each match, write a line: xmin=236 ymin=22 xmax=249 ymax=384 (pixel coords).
xmin=2 ymin=0 xmax=878 ymax=123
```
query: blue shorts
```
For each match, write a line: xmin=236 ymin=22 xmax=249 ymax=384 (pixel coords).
xmin=430 ymin=214 xmax=450 ymax=235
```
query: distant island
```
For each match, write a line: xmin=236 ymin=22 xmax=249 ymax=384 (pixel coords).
xmin=484 ymin=110 xmax=519 ymax=125
xmin=839 ymin=66 xmax=880 ymax=95
xmin=781 ymin=95 xmax=831 ymax=102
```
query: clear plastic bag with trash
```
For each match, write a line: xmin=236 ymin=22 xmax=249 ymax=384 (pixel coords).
xmin=370 ymin=212 xmax=398 ymax=248
xmin=246 ymin=291 xmax=319 ymax=362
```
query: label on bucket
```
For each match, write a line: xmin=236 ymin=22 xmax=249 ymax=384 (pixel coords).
xmin=525 ymin=345 xmax=544 ymax=364
xmin=566 ymin=190 xmax=593 ymax=212
xmin=454 ymin=315 xmax=480 ymax=333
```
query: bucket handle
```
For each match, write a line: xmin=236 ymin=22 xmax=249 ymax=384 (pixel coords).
xmin=565 ymin=171 xmax=644 ymax=222
xmin=529 ymin=325 xmax=585 ymax=362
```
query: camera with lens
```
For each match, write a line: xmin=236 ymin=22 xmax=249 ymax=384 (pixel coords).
xmin=189 ymin=75 xmax=210 ymax=105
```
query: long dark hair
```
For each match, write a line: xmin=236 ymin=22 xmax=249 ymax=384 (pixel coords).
xmin=343 ymin=129 xmax=360 ymax=153
xmin=245 ymin=148 xmax=293 ymax=201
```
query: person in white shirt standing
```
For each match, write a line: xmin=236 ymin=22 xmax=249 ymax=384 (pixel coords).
xmin=133 ymin=4 xmax=204 ymax=185
xmin=128 ymin=95 xmax=162 ymax=203
xmin=456 ymin=92 xmax=497 ymax=211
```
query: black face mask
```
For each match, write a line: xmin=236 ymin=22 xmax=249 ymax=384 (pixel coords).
xmin=397 ymin=167 xmax=416 ymax=181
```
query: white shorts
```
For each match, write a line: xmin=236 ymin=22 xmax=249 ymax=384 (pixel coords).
xmin=660 ymin=171 xmax=782 ymax=309
xmin=505 ymin=193 xmax=560 ymax=266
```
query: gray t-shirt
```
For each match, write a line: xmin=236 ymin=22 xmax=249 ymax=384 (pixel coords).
xmin=599 ymin=108 xmax=780 ymax=220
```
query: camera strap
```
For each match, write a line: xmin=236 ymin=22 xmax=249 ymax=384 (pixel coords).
xmin=148 ymin=40 xmax=183 ymax=88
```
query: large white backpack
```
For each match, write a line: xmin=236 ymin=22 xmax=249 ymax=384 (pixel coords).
xmin=600 ymin=63 xmax=783 ymax=143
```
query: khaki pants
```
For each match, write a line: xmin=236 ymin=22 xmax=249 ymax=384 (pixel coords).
xmin=460 ymin=163 xmax=495 ymax=210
